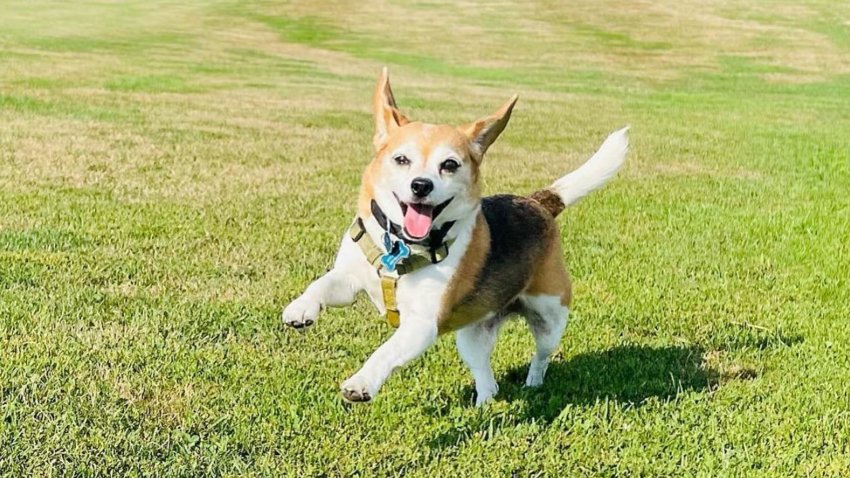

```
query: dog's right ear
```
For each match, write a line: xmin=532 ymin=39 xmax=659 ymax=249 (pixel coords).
xmin=460 ymin=95 xmax=518 ymax=160
xmin=373 ymin=67 xmax=409 ymax=150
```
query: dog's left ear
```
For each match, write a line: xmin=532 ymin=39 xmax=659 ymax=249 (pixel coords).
xmin=461 ymin=95 xmax=518 ymax=159
xmin=373 ymin=67 xmax=410 ymax=150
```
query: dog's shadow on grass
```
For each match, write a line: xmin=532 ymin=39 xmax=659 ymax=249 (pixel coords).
xmin=426 ymin=344 xmax=752 ymax=449
xmin=502 ymin=344 xmax=721 ymax=415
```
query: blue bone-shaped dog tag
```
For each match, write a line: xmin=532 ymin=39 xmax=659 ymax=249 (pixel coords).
xmin=380 ymin=232 xmax=410 ymax=272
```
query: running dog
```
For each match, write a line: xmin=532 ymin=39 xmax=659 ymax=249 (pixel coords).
xmin=283 ymin=68 xmax=629 ymax=405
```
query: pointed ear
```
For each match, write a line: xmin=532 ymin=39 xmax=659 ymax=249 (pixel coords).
xmin=373 ymin=67 xmax=410 ymax=149
xmin=461 ymin=95 xmax=518 ymax=158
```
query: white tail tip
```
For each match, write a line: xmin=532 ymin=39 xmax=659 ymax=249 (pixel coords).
xmin=549 ymin=126 xmax=629 ymax=207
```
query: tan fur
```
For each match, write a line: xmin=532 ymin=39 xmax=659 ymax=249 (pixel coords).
xmin=437 ymin=213 xmax=491 ymax=333
xmin=372 ymin=67 xmax=409 ymax=149
xmin=528 ymin=189 xmax=566 ymax=217
xmin=524 ymin=200 xmax=573 ymax=306
xmin=459 ymin=95 xmax=518 ymax=159
xmin=359 ymin=122 xmax=483 ymax=216
xmin=378 ymin=122 xmax=481 ymax=175
xmin=525 ymin=234 xmax=573 ymax=307
xmin=357 ymin=166 xmax=376 ymax=218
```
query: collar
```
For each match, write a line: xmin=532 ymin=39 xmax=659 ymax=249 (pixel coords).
xmin=349 ymin=214 xmax=455 ymax=276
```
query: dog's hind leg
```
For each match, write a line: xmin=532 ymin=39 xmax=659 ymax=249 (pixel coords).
xmin=519 ymin=294 xmax=569 ymax=387
xmin=456 ymin=314 xmax=506 ymax=406
xmin=520 ymin=233 xmax=571 ymax=387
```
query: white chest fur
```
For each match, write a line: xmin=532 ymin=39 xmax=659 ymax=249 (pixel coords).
xmin=355 ymin=210 xmax=478 ymax=321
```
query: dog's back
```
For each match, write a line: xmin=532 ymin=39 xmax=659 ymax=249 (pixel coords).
xmin=438 ymin=193 xmax=570 ymax=331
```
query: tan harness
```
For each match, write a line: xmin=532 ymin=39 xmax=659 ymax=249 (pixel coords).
xmin=349 ymin=217 xmax=453 ymax=327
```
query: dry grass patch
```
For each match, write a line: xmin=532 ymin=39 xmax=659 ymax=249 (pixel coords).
xmin=702 ymin=350 xmax=760 ymax=382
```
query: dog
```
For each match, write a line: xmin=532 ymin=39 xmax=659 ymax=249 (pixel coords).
xmin=283 ymin=68 xmax=629 ymax=405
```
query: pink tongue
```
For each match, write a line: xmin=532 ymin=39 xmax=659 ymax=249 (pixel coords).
xmin=403 ymin=206 xmax=433 ymax=239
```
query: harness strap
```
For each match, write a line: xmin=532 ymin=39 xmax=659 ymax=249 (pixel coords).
xmin=380 ymin=276 xmax=400 ymax=328
xmin=395 ymin=241 xmax=450 ymax=274
xmin=349 ymin=218 xmax=384 ymax=268
xmin=348 ymin=216 xmax=453 ymax=328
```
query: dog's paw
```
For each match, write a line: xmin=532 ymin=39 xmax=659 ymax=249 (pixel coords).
xmin=524 ymin=361 xmax=548 ymax=387
xmin=340 ymin=375 xmax=375 ymax=403
xmin=473 ymin=383 xmax=498 ymax=406
xmin=524 ymin=373 xmax=544 ymax=388
xmin=282 ymin=297 xmax=321 ymax=329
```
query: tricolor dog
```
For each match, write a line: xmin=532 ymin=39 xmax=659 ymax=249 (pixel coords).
xmin=283 ymin=68 xmax=629 ymax=405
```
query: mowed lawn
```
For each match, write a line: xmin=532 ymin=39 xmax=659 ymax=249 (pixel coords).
xmin=2 ymin=0 xmax=850 ymax=475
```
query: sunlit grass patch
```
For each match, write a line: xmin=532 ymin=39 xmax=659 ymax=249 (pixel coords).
xmin=0 ymin=0 xmax=849 ymax=475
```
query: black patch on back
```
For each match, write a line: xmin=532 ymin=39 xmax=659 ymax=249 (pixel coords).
xmin=454 ymin=194 xmax=555 ymax=314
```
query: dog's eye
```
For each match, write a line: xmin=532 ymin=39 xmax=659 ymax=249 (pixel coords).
xmin=440 ymin=158 xmax=460 ymax=173
xmin=393 ymin=155 xmax=410 ymax=166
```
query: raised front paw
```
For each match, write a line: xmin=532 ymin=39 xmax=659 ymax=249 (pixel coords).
xmin=340 ymin=375 xmax=376 ymax=403
xmin=282 ymin=297 xmax=321 ymax=329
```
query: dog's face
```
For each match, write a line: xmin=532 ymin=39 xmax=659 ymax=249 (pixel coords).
xmin=360 ymin=68 xmax=517 ymax=241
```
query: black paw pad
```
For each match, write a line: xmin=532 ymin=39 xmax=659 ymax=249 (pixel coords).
xmin=341 ymin=389 xmax=371 ymax=403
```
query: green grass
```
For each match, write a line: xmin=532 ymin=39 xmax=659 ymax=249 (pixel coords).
xmin=1 ymin=0 xmax=850 ymax=475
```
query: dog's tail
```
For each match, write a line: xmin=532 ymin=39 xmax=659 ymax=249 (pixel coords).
xmin=529 ymin=126 xmax=629 ymax=217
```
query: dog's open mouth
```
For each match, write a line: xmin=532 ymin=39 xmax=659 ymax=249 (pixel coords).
xmin=397 ymin=196 xmax=453 ymax=241
xmin=400 ymin=202 xmax=434 ymax=240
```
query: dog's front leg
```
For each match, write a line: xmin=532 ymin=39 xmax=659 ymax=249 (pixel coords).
xmin=282 ymin=268 xmax=361 ymax=329
xmin=282 ymin=236 xmax=367 ymax=329
xmin=340 ymin=317 xmax=438 ymax=402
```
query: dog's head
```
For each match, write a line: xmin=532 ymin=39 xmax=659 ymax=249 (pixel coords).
xmin=358 ymin=68 xmax=517 ymax=241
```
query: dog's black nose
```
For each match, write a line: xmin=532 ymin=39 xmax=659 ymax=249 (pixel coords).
xmin=410 ymin=177 xmax=434 ymax=198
